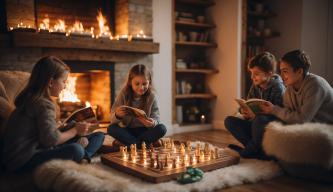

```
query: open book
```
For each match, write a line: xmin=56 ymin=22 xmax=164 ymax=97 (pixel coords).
xmin=119 ymin=106 xmax=148 ymax=119
xmin=59 ymin=107 xmax=99 ymax=132
xmin=235 ymin=98 xmax=267 ymax=115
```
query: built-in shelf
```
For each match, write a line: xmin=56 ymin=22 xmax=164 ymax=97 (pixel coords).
xmin=175 ymin=93 xmax=217 ymax=99
xmin=176 ymin=68 xmax=218 ymax=74
xmin=176 ymin=41 xmax=217 ymax=47
xmin=175 ymin=21 xmax=215 ymax=28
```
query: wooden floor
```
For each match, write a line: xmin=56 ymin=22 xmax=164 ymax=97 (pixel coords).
xmin=170 ymin=130 xmax=333 ymax=192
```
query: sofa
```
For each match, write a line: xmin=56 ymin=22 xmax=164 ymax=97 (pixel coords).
xmin=0 ymin=71 xmax=32 ymax=191
xmin=0 ymin=71 xmax=30 ymax=136
xmin=263 ymin=121 xmax=333 ymax=183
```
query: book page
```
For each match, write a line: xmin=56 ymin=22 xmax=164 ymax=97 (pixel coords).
xmin=63 ymin=107 xmax=97 ymax=123
xmin=245 ymin=99 xmax=267 ymax=114
xmin=119 ymin=106 xmax=148 ymax=119
xmin=235 ymin=98 xmax=255 ymax=116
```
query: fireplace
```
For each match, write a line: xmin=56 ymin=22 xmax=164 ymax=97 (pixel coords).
xmin=58 ymin=61 xmax=114 ymax=122
xmin=0 ymin=0 xmax=159 ymax=123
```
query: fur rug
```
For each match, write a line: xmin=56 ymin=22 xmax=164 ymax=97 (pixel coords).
xmin=34 ymin=156 xmax=282 ymax=192
xmin=263 ymin=122 xmax=333 ymax=168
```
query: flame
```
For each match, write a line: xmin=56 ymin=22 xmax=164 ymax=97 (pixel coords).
xmin=39 ymin=18 xmax=50 ymax=30
xmin=85 ymin=101 xmax=91 ymax=107
xmin=96 ymin=9 xmax=111 ymax=37
xmin=53 ymin=19 xmax=66 ymax=32
xmin=59 ymin=76 xmax=80 ymax=102
xmin=71 ymin=21 xmax=84 ymax=33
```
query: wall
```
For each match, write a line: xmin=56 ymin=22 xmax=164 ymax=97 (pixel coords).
xmin=328 ymin=0 xmax=333 ymax=85
xmin=152 ymin=0 xmax=173 ymax=135
xmin=266 ymin=0 xmax=303 ymax=59
xmin=301 ymin=0 xmax=330 ymax=82
xmin=209 ymin=0 xmax=243 ymax=129
xmin=267 ymin=0 xmax=333 ymax=86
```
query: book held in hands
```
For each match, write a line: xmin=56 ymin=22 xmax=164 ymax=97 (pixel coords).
xmin=59 ymin=106 xmax=99 ymax=132
xmin=119 ymin=106 xmax=148 ymax=119
xmin=235 ymin=98 xmax=267 ymax=115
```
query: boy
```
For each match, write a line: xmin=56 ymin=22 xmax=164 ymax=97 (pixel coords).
xmin=261 ymin=50 xmax=333 ymax=124
xmin=224 ymin=52 xmax=285 ymax=159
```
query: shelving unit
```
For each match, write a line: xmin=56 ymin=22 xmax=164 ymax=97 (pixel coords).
xmin=172 ymin=0 xmax=217 ymax=129
xmin=242 ymin=0 xmax=280 ymax=95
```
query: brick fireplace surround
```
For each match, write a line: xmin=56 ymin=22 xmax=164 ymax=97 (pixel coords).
xmin=0 ymin=0 xmax=159 ymax=121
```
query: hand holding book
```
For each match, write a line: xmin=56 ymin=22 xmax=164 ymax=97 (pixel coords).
xmin=259 ymin=100 xmax=275 ymax=114
xmin=59 ymin=106 xmax=99 ymax=133
xmin=235 ymin=98 xmax=270 ymax=118
xmin=115 ymin=105 xmax=148 ymax=119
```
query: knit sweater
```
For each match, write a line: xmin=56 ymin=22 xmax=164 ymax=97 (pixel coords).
xmin=2 ymin=98 xmax=60 ymax=171
xmin=247 ymin=74 xmax=285 ymax=106
xmin=110 ymin=89 xmax=160 ymax=128
xmin=272 ymin=73 xmax=333 ymax=124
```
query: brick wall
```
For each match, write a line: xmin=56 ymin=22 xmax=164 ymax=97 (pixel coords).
xmin=115 ymin=0 xmax=152 ymax=36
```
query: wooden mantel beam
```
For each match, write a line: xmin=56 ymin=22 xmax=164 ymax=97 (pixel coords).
xmin=11 ymin=32 xmax=159 ymax=54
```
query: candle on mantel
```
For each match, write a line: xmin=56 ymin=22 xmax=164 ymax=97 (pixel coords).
xmin=132 ymin=30 xmax=153 ymax=41
xmin=9 ymin=22 xmax=35 ymax=32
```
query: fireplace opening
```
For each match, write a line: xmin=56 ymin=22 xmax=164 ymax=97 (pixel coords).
xmin=59 ymin=61 xmax=115 ymax=123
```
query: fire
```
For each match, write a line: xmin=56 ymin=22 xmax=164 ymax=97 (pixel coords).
xmin=71 ymin=21 xmax=84 ymax=33
xmin=59 ymin=76 xmax=80 ymax=102
xmin=39 ymin=18 xmax=50 ymax=31
xmin=96 ymin=9 xmax=111 ymax=37
xmin=53 ymin=19 xmax=66 ymax=32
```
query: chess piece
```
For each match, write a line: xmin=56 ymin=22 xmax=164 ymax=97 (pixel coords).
xmin=164 ymin=155 xmax=169 ymax=167
xmin=171 ymin=139 xmax=175 ymax=150
xmin=204 ymin=143 xmax=210 ymax=154
xmin=180 ymin=143 xmax=185 ymax=155
xmin=211 ymin=149 xmax=216 ymax=159
xmin=163 ymin=140 xmax=168 ymax=149
xmin=120 ymin=146 xmax=126 ymax=158
xmin=186 ymin=141 xmax=192 ymax=152
xmin=173 ymin=158 xmax=177 ymax=168
xmin=191 ymin=154 xmax=197 ymax=164
xmin=199 ymin=150 xmax=205 ymax=162
xmin=215 ymin=148 xmax=219 ymax=158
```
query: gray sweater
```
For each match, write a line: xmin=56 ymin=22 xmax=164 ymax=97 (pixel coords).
xmin=110 ymin=90 xmax=160 ymax=128
xmin=2 ymin=98 xmax=60 ymax=171
xmin=272 ymin=73 xmax=333 ymax=124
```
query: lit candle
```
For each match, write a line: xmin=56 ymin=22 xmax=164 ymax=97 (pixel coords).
xmin=200 ymin=115 xmax=206 ymax=124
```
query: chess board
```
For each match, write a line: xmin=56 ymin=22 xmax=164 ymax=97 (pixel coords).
xmin=101 ymin=140 xmax=240 ymax=183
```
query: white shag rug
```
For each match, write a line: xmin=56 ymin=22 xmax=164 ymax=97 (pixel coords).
xmin=34 ymin=155 xmax=282 ymax=192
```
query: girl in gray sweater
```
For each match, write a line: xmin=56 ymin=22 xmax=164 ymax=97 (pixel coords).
xmin=108 ymin=64 xmax=167 ymax=147
xmin=2 ymin=56 xmax=104 ymax=172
